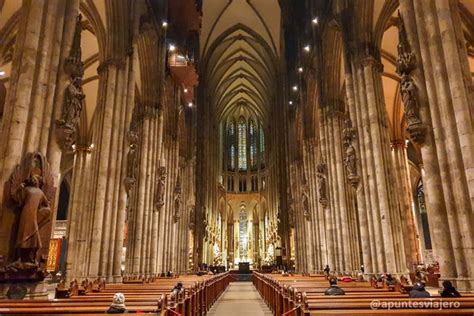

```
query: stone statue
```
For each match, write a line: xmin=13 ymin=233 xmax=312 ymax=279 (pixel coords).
xmin=124 ymin=130 xmax=139 ymax=193
xmin=188 ymin=205 xmax=195 ymax=230
xmin=124 ymin=104 xmax=141 ymax=194
xmin=8 ymin=152 xmax=55 ymax=267
xmin=342 ymin=116 xmax=360 ymax=187
xmin=154 ymin=166 xmax=166 ymax=211
xmin=344 ymin=144 xmax=357 ymax=177
xmin=316 ymin=163 xmax=328 ymax=208
xmin=396 ymin=10 xmax=425 ymax=144
xmin=173 ymin=183 xmax=182 ymax=222
xmin=60 ymin=77 xmax=84 ymax=130
xmin=56 ymin=15 xmax=84 ymax=151
xmin=288 ymin=203 xmax=295 ymax=228
xmin=399 ymin=74 xmax=425 ymax=141
xmin=302 ymin=192 xmax=310 ymax=220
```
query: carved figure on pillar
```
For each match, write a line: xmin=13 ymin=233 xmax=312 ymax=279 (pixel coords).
xmin=173 ymin=179 xmax=182 ymax=222
xmin=189 ymin=205 xmax=195 ymax=230
xmin=56 ymin=15 xmax=84 ymax=151
xmin=302 ymin=192 xmax=310 ymax=220
xmin=396 ymin=11 xmax=426 ymax=144
xmin=287 ymin=199 xmax=295 ymax=228
xmin=316 ymin=163 xmax=328 ymax=208
xmin=342 ymin=116 xmax=360 ymax=187
xmin=154 ymin=166 xmax=167 ymax=211
xmin=5 ymin=152 xmax=55 ymax=276
xmin=124 ymin=131 xmax=139 ymax=193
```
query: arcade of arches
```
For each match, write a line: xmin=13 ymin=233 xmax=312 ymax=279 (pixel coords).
xmin=0 ymin=0 xmax=473 ymax=293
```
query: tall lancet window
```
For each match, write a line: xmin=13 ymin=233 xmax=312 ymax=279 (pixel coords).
xmin=227 ymin=120 xmax=236 ymax=171
xmin=238 ymin=117 xmax=247 ymax=171
xmin=249 ymin=119 xmax=257 ymax=170
xmin=259 ymin=124 xmax=265 ymax=167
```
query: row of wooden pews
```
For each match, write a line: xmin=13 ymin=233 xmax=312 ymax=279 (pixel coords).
xmin=0 ymin=272 xmax=231 ymax=315
xmin=253 ymin=272 xmax=474 ymax=315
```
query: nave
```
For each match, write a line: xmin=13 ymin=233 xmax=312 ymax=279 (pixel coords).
xmin=0 ymin=0 xmax=473 ymax=314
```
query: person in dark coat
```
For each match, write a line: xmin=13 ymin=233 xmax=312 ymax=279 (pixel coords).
xmin=323 ymin=265 xmax=330 ymax=277
xmin=106 ymin=293 xmax=128 ymax=314
xmin=440 ymin=280 xmax=461 ymax=298
xmin=324 ymin=278 xmax=345 ymax=296
xmin=409 ymin=282 xmax=431 ymax=298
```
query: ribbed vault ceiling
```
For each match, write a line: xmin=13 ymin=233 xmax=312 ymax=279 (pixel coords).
xmin=200 ymin=0 xmax=280 ymax=123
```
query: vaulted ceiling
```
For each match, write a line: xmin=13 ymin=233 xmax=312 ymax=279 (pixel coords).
xmin=199 ymin=0 xmax=280 ymax=123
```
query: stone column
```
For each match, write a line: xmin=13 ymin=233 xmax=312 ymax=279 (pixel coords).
xmin=391 ymin=141 xmax=419 ymax=268
xmin=400 ymin=0 xmax=473 ymax=290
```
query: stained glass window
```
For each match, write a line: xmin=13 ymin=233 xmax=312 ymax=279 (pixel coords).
xmin=249 ymin=119 xmax=257 ymax=170
xmin=227 ymin=121 xmax=236 ymax=171
xmin=238 ymin=118 xmax=247 ymax=171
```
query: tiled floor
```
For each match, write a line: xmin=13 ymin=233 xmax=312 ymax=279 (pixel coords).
xmin=207 ymin=282 xmax=273 ymax=316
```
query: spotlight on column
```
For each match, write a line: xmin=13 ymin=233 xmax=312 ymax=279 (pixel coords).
xmin=292 ymin=85 xmax=298 ymax=91
xmin=289 ymin=101 xmax=293 ymax=105
xmin=304 ymin=45 xmax=310 ymax=52
xmin=184 ymin=88 xmax=188 ymax=93
xmin=312 ymin=17 xmax=319 ymax=24
xmin=298 ymin=67 xmax=303 ymax=73
xmin=162 ymin=21 xmax=168 ymax=28
xmin=169 ymin=44 xmax=176 ymax=52
xmin=188 ymin=102 xmax=193 ymax=108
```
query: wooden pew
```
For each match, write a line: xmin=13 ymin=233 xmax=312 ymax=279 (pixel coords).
xmin=253 ymin=272 xmax=474 ymax=316
xmin=1 ymin=272 xmax=231 ymax=315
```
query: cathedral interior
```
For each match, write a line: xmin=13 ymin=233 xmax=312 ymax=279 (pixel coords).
xmin=0 ymin=0 xmax=473 ymax=314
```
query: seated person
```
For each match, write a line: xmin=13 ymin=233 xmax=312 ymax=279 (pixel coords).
xmin=409 ymin=282 xmax=431 ymax=298
xmin=324 ymin=278 xmax=345 ymax=296
xmin=440 ymin=280 xmax=461 ymax=298
xmin=106 ymin=293 xmax=127 ymax=314
xmin=172 ymin=282 xmax=183 ymax=296
xmin=385 ymin=274 xmax=397 ymax=286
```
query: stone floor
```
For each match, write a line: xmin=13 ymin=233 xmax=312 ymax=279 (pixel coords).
xmin=207 ymin=282 xmax=273 ymax=316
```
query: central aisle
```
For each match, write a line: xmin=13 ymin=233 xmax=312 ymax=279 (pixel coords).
xmin=207 ymin=282 xmax=273 ymax=316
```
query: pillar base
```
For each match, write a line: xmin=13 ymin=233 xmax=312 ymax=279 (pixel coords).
xmin=0 ymin=281 xmax=49 ymax=300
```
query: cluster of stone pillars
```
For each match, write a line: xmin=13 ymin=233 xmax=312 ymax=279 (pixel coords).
xmin=0 ymin=0 xmax=80 ymax=259
xmin=289 ymin=0 xmax=473 ymax=291
xmin=0 ymin=1 xmax=196 ymax=282
xmin=398 ymin=0 xmax=474 ymax=290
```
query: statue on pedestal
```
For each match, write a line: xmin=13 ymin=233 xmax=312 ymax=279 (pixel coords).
xmin=4 ymin=152 xmax=55 ymax=278
xmin=56 ymin=15 xmax=85 ymax=151
xmin=154 ymin=166 xmax=166 ymax=211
